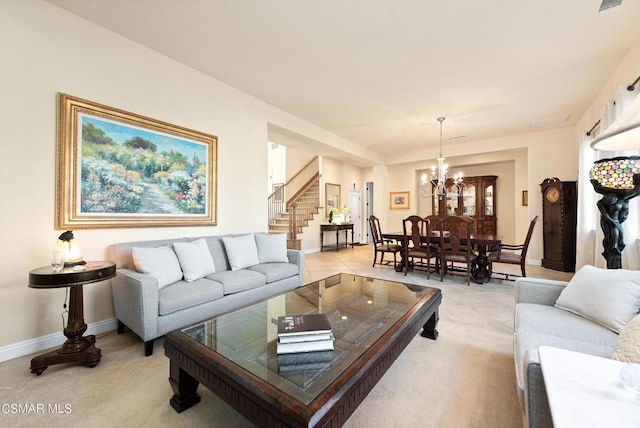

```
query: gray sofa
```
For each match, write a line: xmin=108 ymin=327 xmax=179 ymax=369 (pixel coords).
xmin=109 ymin=233 xmax=305 ymax=356
xmin=514 ymin=277 xmax=618 ymax=428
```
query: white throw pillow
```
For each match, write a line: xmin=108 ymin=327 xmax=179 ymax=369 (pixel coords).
xmin=613 ymin=313 xmax=640 ymax=363
xmin=555 ymin=265 xmax=640 ymax=333
xmin=173 ymin=238 xmax=215 ymax=282
xmin=222 ymin=234 xmax=260 ymax=271
xmin=131 ymin=246 xmax=183 ymax=289
xmin=254 ymin=233 xmax=289 ymax=263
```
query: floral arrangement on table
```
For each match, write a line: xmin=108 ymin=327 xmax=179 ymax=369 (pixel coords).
xmin=328 ymin=207 xmax=351 ymax=224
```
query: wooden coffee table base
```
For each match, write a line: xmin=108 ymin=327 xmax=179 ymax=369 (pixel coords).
xmin=165 ymin=302 xmax=440 ymax=426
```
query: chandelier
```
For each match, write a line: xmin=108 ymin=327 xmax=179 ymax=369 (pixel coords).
xmin=420 ymin=117 xmax=465 ymax=198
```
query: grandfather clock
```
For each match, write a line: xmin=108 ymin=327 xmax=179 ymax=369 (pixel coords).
xmin=540 ymin=178 xmax=577 ymax=272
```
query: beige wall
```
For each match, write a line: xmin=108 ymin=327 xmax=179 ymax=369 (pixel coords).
xmin=0 ymin=1 xmax=263 ymax=348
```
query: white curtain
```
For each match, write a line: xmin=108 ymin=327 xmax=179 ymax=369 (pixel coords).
xmin=576 ymin=85 xmax=640 ymax=270
xmin=576 ymin=133 xmax=599 ymax=269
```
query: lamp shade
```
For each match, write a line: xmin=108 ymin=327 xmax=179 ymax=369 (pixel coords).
xmin=590 ymin=122 xmax=640 ymax=151
xmin=589 ymin=157 xmax=640 ymax=189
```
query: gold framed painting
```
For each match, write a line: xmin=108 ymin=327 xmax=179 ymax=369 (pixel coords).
xmin=390 ymin=191 xmax=410 ymax=209
xmin=56 ymin=93 xmax=217 ymax=229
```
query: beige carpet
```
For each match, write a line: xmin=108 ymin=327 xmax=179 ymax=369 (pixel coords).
xmin=0 ymin=245 xmax=573 ymax=427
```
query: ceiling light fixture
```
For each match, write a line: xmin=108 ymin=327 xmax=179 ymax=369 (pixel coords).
xmin=420 ymin=117 xmax=466 ymax=198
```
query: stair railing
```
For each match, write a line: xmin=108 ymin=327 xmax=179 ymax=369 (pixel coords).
xmin=268 ymin=156 xmax=320 ymax=240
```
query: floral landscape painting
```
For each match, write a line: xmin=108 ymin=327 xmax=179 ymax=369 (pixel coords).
xmin=56 ymin=93 xmax=217 ymax=229
xmin=80 ymin=115 xmax=208 ymax=215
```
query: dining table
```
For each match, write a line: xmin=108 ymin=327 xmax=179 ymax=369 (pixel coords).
xmin=382 ymin=231 xmax=502 ymax=284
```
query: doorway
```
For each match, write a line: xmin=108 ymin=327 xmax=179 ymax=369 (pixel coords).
xmin=348 ymin=189 xmax=361 ymax=244
xmin=364 ymin=182 xmax=374 ymax=243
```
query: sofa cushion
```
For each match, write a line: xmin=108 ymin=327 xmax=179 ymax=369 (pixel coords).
xmin=515 ymin=303 xmax=618 ymax=347
xmin=554 ymin=264 xmax=640 ymax=333
xmin=254 ymin=233 xmax=289 ymax=263
xmin=201 ymin=235 xmax=231 ymax=272
xmin=222 ymin=234 xmax=260 ymax=270
xmin=207 ymin=269 xmax=266 ymax=294
xmin=173 ymin=238 xmax=216 ymax=282
xmin=132 ymin=245 xmax=183 ymax=289
xmin=158 ymin=278 xmax=224 ymax=315
xmin=248 ymin=263 xmax=299 ymax=283
xmin=613 ymin=313 xmax=640 ymax=363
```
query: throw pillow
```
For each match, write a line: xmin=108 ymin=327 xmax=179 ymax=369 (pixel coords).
xmin=613 ymin=313 xmax=640 ymax=363
xmin=555 ymin=264 xmax=640 ymax=333
xmin=131 ymin=245 xmax=183 ymax=289
xmin=173 ymin=238 xmax=216 ymax=282
xmin=254 ymin=233 xmax=289 ymax=263
xmin=222 ymin=234 xmax=260 ymax=271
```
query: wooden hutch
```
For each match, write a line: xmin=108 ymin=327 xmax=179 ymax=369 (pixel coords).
xmin=432 ymin=175 xmax=497 ymax=235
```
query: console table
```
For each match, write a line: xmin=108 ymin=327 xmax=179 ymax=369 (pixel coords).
xmin=320 ymin=223 xmax=354 ymax=252
xmin=28 ymin=261 xmax=116 ymax=375
xmin=539 ymin=345 xmax=640 ymax=427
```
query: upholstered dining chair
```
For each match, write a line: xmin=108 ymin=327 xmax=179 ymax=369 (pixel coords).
xmin=488 ymin=215 xmax=538 ymax=280
xmin=368 ymin=215 xmax=402 ymax=267
xmin=440 ymin=215 xmax=477 ymax=285
xmin=402 ymin=215 xmax=439 ymax=278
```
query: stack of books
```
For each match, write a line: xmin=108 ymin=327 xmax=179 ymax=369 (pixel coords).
xmin=276 ymin=314 xmax=334 ymax=373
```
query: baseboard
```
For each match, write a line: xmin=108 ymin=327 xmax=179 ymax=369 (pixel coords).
xmin=0 ymin=317 xmax=118 ymax=363
xmin=529 ymin=259 xmax=542 ymax=266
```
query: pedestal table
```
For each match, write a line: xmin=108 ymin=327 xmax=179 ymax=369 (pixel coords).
xmin=28 ymin=261 xmax=116 ymax=375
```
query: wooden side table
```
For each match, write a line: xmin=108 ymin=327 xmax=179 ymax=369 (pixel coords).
xmin=320 ymin=223 xmax=354 ymax=252
xmin=28 ymin=261 xmax=116 ymax=375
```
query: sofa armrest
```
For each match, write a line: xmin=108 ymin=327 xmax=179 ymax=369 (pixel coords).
xmin=523 ymin=349 xmax=553 ymax=428
xmin=287 ymin=249 xmax=306 ymax=284
xmin=111 ymin=268 xmax=160 ymax=341
xmin=515 ymin=277 xmax=568 ymax=306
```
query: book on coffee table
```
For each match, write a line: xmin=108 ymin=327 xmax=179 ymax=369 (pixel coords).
xmin=276 ymin=336 xmax=334 ymax=354
xmin=277 ymin=313 xmax=332 ymax=337
xmin=277 ymin=349 xmax=335 ymax=373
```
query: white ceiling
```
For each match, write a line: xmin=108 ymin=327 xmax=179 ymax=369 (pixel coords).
xmin=46 ymin=0 xmax=640 ymax=165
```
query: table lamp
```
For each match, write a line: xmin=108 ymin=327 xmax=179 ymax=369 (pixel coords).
xmin=589 ymin=156 xmax=640 ymax=269
xmin=56 ymin=230 xmax=86 ymax=267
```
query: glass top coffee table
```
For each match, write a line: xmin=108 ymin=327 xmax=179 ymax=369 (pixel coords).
xmin=164 ymin=273 xmax=441 ymax=427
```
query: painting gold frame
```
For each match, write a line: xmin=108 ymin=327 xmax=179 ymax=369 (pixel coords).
xmin=56 ymin=93 xmax=217 ymax=229
xmin=390 ymin=191 xmax=410 ymax=209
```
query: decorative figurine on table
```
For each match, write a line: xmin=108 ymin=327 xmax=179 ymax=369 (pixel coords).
xmin=589 ymin=156 xmax=640 ymax=269
xmin=57 ymin=230 xmax=86 ymax=267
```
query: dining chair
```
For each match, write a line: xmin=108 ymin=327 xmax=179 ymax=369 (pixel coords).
xmin=440 ymin=215 xmax=477 ymax=285
xmin=402 ymin=215 xmax=439 ymax=278
xmin=488 ymin=215 xmax=538 ymax=280
xmin=368 ymin=215 xmax=402 ymax=268
xmin=425 ymin=215 xmax=444 ymax=275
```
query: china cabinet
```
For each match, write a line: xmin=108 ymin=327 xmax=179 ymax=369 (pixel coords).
xmin=432 ymin=175 xmax=497 ymax=235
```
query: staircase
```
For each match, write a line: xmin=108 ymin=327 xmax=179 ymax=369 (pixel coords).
xmin=268 ymin=157 xmax=321 ymax=249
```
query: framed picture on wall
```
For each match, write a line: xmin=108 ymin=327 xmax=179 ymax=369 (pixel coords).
xmin=390 ymin=191 xmax=410 ymax=209
xmin=56 ymin=93 xmax=218 ymax=229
